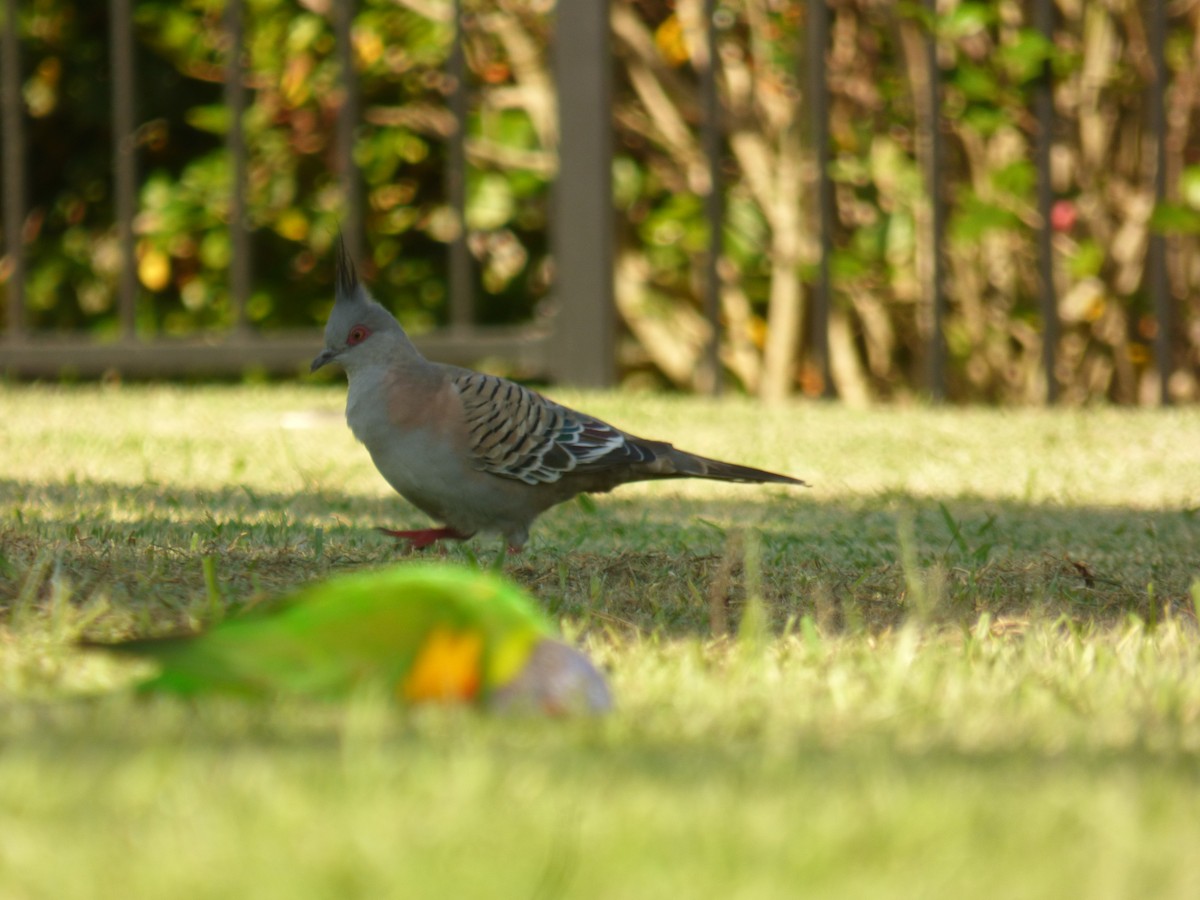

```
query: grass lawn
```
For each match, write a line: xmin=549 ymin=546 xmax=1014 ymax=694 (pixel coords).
xmin=1 ymin=383 xmax=1199 ymax=898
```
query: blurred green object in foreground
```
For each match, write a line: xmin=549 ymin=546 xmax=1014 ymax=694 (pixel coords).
xmin=81 ymin=564 xmax=611 ymax=715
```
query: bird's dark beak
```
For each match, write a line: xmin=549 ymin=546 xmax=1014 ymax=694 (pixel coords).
xmin=310 ymin=349 xmax=337 ymax=373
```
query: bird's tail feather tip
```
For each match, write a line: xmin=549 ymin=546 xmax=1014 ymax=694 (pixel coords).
xmin=676 ymin=453 xmax=808 ymax=487
xmin=741 ymin=471 xmax=809 ymax=487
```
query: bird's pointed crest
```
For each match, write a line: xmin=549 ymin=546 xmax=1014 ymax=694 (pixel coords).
xmin=334 ymin=232 xmax=360 ymax=304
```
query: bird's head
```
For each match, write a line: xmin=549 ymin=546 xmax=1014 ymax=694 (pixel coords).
xmin=310 ymin=235 xmax=415 ymax=376
xmin=489 ymin=638 xmax=613 ymax=716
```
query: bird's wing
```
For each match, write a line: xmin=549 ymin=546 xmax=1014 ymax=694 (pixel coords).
xmin=452 ymin=372 xmax=656 ymax=485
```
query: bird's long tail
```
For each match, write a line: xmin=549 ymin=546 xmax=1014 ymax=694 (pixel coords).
xmin=663 ymin=448 xmax=808 ymax=486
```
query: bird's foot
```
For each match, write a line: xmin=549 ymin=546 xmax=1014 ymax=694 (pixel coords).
xmin=376 ymin=526 xmax=473 ymax=551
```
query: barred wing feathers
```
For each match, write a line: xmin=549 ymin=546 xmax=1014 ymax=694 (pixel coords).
xmin=454 ymin=373 xmax=654 ymax=485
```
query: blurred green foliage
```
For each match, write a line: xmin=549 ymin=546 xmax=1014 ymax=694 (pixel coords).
xmin=9 ymin=0 xmax=549 ymax=338
xmin=3 ymin=0 xmax=1198 ymax=402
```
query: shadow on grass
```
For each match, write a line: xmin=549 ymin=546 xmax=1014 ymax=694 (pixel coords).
xmin=1 ymin=476 xmax=1197 ymax=634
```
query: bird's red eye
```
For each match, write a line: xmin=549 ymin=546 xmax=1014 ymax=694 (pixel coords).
xmin=347 ymin=325 xmax=370 ymax=346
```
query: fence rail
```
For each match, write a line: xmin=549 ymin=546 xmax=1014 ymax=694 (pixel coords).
xmin=0 ymin=0 xmax=1186 ymax=400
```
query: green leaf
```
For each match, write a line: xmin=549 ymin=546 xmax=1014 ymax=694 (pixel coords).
xmin=1149 ymin=203 xmax=1200 ymax=235
xmin=940 ymin=3 xmax=996 ymax=39
xmin=896 ymin=2 xmax=934 ymax=31
xmin=1067 ymin=240 xmax=1105 ymax=279
xmin=832 ymin=247 xmax=871 ymax=281
xmin=466 ymin=173 xmax=516 ymax=231
xmin=950 ymin=194 xmax=1023 ymax=243
xmin=185 ymin=105 xmax=231 ymax=136
xmin=962 ymin=105 xmax=1012 ymax=136
xmin=954 ymin=63 xmax=1000 ymax=103
xmin=992 ymin=160 xmax=1036 ymax=199
xmin=997 ymin=29 xmax=1055 ymax=84
xmin=1180 ymin=165 xmax=1200 ymax=209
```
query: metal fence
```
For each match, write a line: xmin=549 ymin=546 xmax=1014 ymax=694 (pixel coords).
xmin=0 ymin=0 xmax=1181 ymax=400
xmin=0 ymin=0 xmax=582 ymax=380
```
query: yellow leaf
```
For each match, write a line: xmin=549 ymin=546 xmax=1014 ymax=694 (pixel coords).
xmin=1127 ymin=343 xmax=1150 ymax=365
xmin=655 ymin=15 xmax=690 ymax=67
xmin=354 ymin=29 xmax=383 ymax=67
xmin=138 ymin=248 xmax=171 ymax=292
xmin=748 ymin=315 xmax=768 ymax=350
xmin=276 ymin=210 xmax=309 ymax=242
xmin=282 ymin=56 xmax=313 ymax=107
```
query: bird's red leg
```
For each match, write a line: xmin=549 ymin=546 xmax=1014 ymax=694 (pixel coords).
xmin=376 ymin=526 xmax=473 ymax=551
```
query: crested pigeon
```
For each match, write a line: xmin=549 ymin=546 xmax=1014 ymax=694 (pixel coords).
xmin=311 ymin=239 xmax=807 ymax=551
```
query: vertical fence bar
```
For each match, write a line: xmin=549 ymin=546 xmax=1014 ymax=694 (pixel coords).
xmin=446 ymin=0 xmax=473 ymax=330
xmin=1 ymin=0 xmax=24 ymax=338
xmin=110 ymin=0 xmax=138 ymax=339
xmin=922 ymin=0 xmax=946 ymax=400
xmin=806 ymin=0 xmax=833 ymax=398
xmin=698 ymin=0 xmax=722 ymax=395
xmin=334 ymin=0 xmax=363 ymax=266
xmin=551 ymin=0 xmax=614 ymax=387
xmin=1147 ymin=0 xmax=1170 ymax=405
xmin=225 ymin=0 xmax=250 ymax=332
xmin=1033 ymin=0 xmax=1057 ymax=403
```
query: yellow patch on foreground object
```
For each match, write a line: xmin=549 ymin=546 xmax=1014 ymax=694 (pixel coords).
xmin=400 ymin=629 xmax=484 ymax=702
